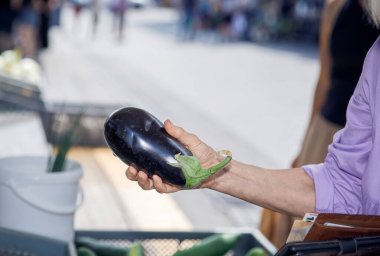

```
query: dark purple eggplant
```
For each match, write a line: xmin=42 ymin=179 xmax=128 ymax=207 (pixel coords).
xmin=104 ymin=107 xmax=232 ymax=188
xmin=104 ymin=107 xmax=190 ymax=186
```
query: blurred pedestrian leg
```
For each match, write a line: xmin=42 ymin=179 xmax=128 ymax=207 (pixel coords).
xmin=230 ymin=9 xmax=248 ymax=41
xmin=39 ymin=0 xmax=51 ymax=49
xmin=178 ymin=0 xmax=197 ymax=40
xmin=50 ymin=0 xmax=63 ymax=27
xmin=91 ymin=0 xmax=100 ymax=38
xmin=72 ymin=0 xmax=85 ymax=17
xmin=109 ymin=0 xmax=128 ymax=41
xmin=0 ymin=1 xmax=18 ymax=52
xmin=70 ymin=0 xmax=88 ymax=22
xmin=15 ymin=0 xmax=40 ymax=59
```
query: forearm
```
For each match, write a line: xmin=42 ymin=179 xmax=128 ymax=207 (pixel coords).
xmin=204 ymin=160 xmax=316 ymax=217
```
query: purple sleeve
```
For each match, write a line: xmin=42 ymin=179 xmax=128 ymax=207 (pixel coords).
xmin=303 ymin=38 xmax=380 ymax=214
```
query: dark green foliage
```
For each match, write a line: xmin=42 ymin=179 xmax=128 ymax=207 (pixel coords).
xmin=47 ymin=112 xmax=81 ymax=173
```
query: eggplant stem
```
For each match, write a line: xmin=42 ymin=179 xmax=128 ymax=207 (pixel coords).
xmin=205 ymin=155 xmax=232 ymax=175
xmin=177 ymin=151 xmax=232 ymax=189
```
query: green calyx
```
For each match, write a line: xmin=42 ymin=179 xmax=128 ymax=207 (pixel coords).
xmin=173 ymin=151 xmax=232 ymax=189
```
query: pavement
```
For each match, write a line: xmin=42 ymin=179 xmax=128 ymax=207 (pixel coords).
xmin=0 ymin=4 xmax=319 ymax=234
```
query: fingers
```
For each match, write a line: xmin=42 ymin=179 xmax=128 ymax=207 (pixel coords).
xmin=126 ymin=166 xmax=180 ymax=193
xmin=125 ymin=165 xmax=138 ymax=181
xmin=164 ymin=120 xmax=201 ymax=149
xmin=126 ymin=166 xmax=153 ymax=190
xmin=137 ymin=171 xmax=154 ymax=190
xmin=153 ymin=175 xmax=181 ymax=193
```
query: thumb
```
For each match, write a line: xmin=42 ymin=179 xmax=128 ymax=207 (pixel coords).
xmin=164 ymin=120 xmax=201 ymax=149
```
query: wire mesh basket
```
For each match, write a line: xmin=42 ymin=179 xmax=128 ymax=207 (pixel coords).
xmin=41 ymin=102 xmax=123 ymax=147
xmin=0 ymin=72 xmax=123 ymax=147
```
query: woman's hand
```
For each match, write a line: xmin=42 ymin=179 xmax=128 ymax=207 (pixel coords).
xmin=125 ymin=121 xmax=316 ymax=216
xmin=125 ymin=120 xmax=220 ymax=193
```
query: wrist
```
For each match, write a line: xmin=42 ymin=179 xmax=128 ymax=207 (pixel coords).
xmin=200 ymin=157 xmax=234 ymax=189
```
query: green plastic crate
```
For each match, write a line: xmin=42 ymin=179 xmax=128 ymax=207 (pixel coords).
xmin=75 ymin=230 xmax=276 ymax=256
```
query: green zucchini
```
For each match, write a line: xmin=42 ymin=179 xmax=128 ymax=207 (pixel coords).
xmin=244 ymin=247 xmax=268 ymax=256
xmin=77 ymin=247 xmax=97 ymax=256
xmin=127 ymin=243 xmax=145 ymax=256
xmin=174 ymin=233 xmax=242 ymax=256
xmin=75 ymin=237 xmax=144 ymax=256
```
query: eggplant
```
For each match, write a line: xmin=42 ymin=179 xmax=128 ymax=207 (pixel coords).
xmin=104 ymin=107 xmax=232 ymax=189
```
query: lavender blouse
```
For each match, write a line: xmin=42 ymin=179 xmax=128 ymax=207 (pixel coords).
xmin=304 ymin=36 xmax=380 ymax=215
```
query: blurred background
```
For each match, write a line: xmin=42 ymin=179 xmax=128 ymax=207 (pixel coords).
xmin=0 ymin=0 xmax=321 ymax=239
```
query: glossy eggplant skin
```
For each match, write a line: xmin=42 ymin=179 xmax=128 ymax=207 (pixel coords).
xmin=104 ymin=107 xmax=192 ymax=187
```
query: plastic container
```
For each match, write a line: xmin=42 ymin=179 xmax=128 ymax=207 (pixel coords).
xmin=0 ymin=228 xmax=69 ymax=256
xmin=0 ymin=156 xmax=83 ymax=243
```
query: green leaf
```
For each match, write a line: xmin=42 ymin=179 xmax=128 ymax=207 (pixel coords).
xmin=48 ymin=113 xmax=82 ymax=173
xmin=174 ymin=153 xmax=232 ymax=189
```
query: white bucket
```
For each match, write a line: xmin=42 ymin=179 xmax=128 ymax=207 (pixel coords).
xmin=0 ymin=156 xmax=83 ymax=242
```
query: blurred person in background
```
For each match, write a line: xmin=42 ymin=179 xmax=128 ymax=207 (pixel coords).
xmin=178 ymin=0 xmax=197 ymax=40
xmin=109 ymin=0 xmax=128 ymax=41
xmin=69 ymin=0 xmax=91 ymax=35
xmin=196 ymin=0 xmax=211 ymax=31
xmin=39 ymin=0 xmax=52 ymax=49
xmin=260 ymin=0 xmax=380 ymax=248
xmin=230 ymin=3 xmax=249 ymax=41
xmin=1 ymin=0 xmax=54 ymax=57
xmin=277 ymin=0 xmax=295 ymax=39
xmin=124 ymin=0 xmax=380 ymax=245
xmin=0 ymin=0 xmax=20 ymax=52
xmin=50 ymin=0 xmax=63 ymax=27
xmin=71 ymin=0 xmax=87 ymax=18
xmin=91 ymin=0 xmax=100 ymax=37
xmin=175 ymin=0 xmax=256 ymax=42
xmin=192 ymin=0 xmax=220 ymax=42
xmin=219 ymin=0 xmax=233 ymax=40
xmin=14 ymin=0 xmax=41 ymax=58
